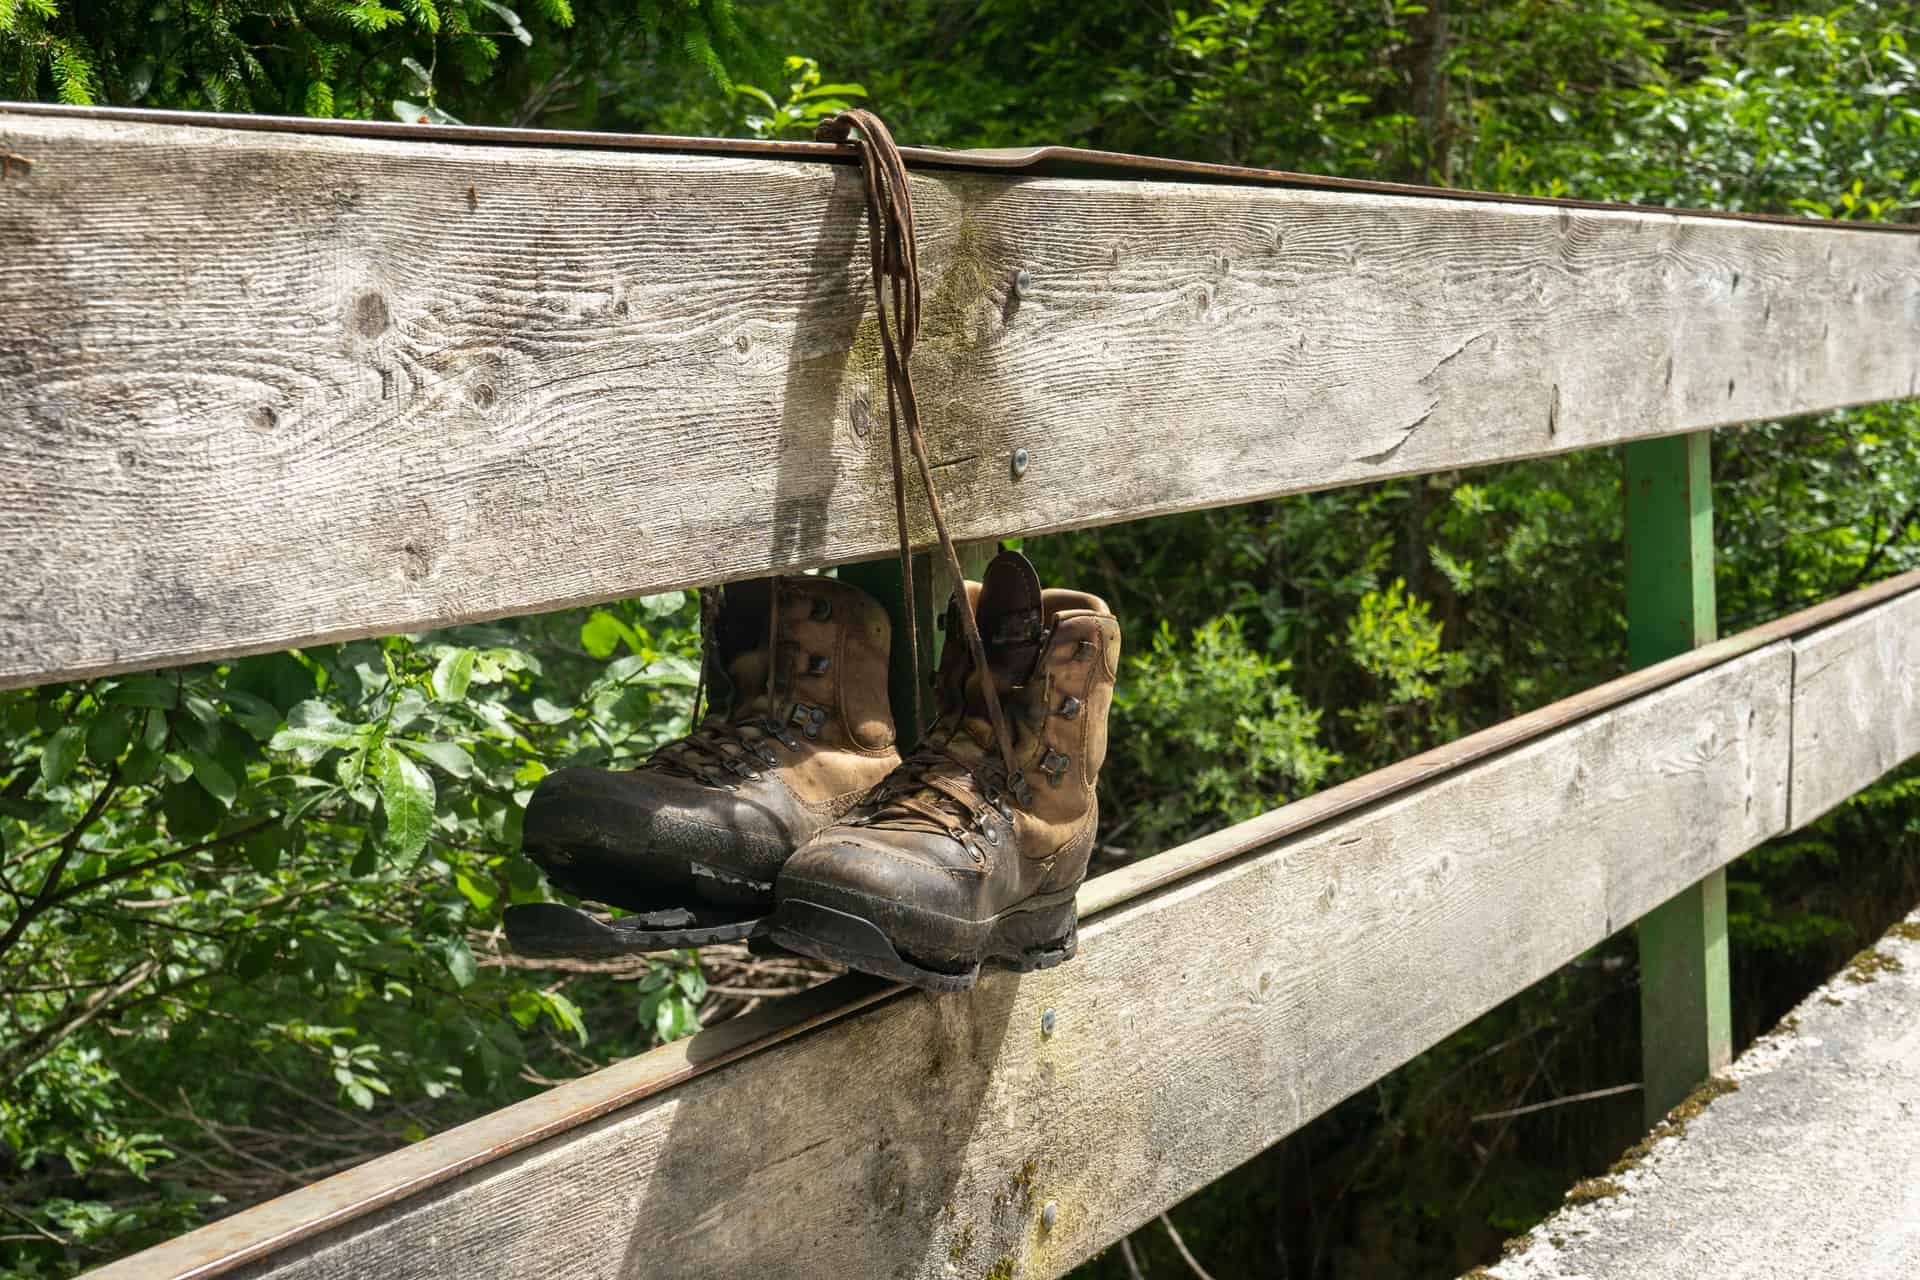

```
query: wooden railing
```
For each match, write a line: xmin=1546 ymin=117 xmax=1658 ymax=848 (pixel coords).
xmin=1 ymin=102 xmax=1916 ymax=1280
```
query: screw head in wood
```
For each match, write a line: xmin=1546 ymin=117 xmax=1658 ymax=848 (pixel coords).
xmin=1012 ymin=448 xmax=1030 ymax=480
xmin=1041 ymin=1201 xmax=1057 ymax=1230
xmin=1014 ymin=269 xmax=1033 ymax=297
xmin=1040 ymin=1007 xmax=1056 ymax=1036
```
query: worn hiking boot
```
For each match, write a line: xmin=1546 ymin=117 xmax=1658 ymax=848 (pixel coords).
xmin=507 ymin=575 xmax=900 ymax=954
xmin=769 ymin=550 xmax=1120 ymax=990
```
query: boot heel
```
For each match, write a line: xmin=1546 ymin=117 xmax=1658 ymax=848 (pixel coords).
xmin=992 ymin=899 xmax=1079 ymax=973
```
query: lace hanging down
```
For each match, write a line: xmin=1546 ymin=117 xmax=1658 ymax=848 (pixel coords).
xmin=814 ymin=109 xmax=1022 ymax=791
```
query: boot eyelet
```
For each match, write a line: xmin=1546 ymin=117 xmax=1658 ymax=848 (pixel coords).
xmin=810 ymin=598 xmax=833 ymax=621
xmin=1074 ymin=639 xmax=1095 ymax=660
xmin=1040 ymin=749 xmax=1070 ymax=783
xmin=807 ymin=654 xmax=831 ymax=676
xmin=1057 ymin=695 xmax=1082 ymax=719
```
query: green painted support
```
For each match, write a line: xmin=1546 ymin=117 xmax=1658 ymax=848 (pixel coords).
xmin=1625 ymin=431 xmax=1731 ymax=1124
xmin=840 ymin=544 xmax=992 ymax=752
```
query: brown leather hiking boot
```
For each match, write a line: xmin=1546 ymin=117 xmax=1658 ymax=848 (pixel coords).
xmin=769 ymin=550 xmax=1120 ymax=990
xmin=506 ymin=575 xmax=900 ymax=955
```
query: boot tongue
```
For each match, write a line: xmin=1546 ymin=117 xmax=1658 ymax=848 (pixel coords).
xmin=957 ymin=550 xmax=1044 ymax=744
xmin=726 ymin=650 xmax=776 ymax=716
xmin=867 ymin=552 xmax=1045 ymax=832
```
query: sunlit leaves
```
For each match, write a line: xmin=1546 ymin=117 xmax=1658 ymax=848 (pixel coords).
xmin=38 ymin=725 xmax=84 ymax=786
xmin=376 ymin=744 xmax=436 ymax=860
xmin=431 ymin=647 xmax=476 ymax=702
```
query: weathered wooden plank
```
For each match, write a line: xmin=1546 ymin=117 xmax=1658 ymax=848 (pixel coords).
xmin=1789 ymin=588 xmax=1920 ymax=827
xmin=5 ymin=111 xmax=1919 ymax=688
xmin=82 ymin=642 xmax=1790 ymax=1280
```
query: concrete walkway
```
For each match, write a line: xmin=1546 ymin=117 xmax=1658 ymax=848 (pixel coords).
xmin=1485 ymin=906 xmax=1920 ymax=1280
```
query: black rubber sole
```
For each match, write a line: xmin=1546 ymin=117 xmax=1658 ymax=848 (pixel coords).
xmin=504 ymin=901 xmax=770 ymax=957
xmin=766 ymin=893 xmax=1079 ymax=992
xmin=526 ymin=837 xmax=777 ymax=913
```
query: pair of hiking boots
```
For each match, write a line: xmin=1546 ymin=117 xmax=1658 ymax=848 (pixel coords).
xmin=503 ymin=550 xmax=1119 ymax=992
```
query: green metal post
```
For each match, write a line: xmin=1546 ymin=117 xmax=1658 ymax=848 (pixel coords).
xmin=1625 ymin=431 xmax=1731 ymax=1124
xmin=840 ymin=544 xmax=991 ymax=753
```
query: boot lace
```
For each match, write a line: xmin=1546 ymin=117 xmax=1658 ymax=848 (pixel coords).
xmin=859 ymin=718 xmax=1023 ymax=847
xmin=817 ymin=109 xmax=1023 ymax=795
xmin=648 ymin=577 xmax=823 ymax=790
xmin=647 ymin=709 xmax=803 ymax=789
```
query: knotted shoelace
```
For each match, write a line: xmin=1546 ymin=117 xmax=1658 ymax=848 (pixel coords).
xmin=652 ymin=110 xmax=1021 ymax=807
xmin=814 ymin=108 xmax=1022 ymax=796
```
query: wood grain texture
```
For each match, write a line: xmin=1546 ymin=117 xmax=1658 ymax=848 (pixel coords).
xmin=82 ymin=644 xmax=1789 ymax=1280
xmin=6 ymin=111 xmax=1920 ymax=688
xmin=1789 ymin=589 xmax=1920 ymax=827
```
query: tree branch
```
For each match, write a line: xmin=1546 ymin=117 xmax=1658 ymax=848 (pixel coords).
xmin=0 ymin=767 xmax=121 ymax=962
xmin=0 ymin=957 xmax=158 ymax=1075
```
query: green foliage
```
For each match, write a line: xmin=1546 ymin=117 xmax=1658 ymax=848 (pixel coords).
xmin=1113 ymin=616 xmax=1337 ymax=848
xmin=1341 ymin=579 xmax=1473 ymax=756
xmin=0 ymin=0 xmax=768 ymax=125
xmin=0 ymin=600 xmax=706 ymax=1274
xmin=733 ymin=55 xmax=866 ymax=139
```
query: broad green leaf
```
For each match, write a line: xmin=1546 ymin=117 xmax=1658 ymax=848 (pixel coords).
xmin=530 ymin=697 xmax=572 ymax=725
xmin=377 ymin=744 xmax=435 ymax=860
xmin=177 ymin=694 xmax=222 ymax=753
xmin=639 ymin=590 xmax=688 ymax=619
xmin=271 ymin=725 xmax=364 ymax=754
xmin=432 ymin=648 xmax=476 ymax=702
xmin=220 ymin=688 xmax=282 ymax=741
xmin=454 ymin=870 xmax=497 ymax=913
xmin=40 ymin=726 xmax=84 ymax=786
xmin=272 ymin=702 xmax=367 ymax=754
xmin=474 ymin=0 xmax=532 ymax=45
xmin=235 ymin=939 xmax=279 ymax=982
xmin=579 ymin=610 xmax=632 ymax=659
xmin=186 ymin=749 xmax=238 ymax=807
xmin=441 ymin=937 xmax=477 ymax=989
xmin=104 ymin=675 xmax=179 ymax=709
xmin=401 ymin=739 xmax=474 ymax=779
xmin=543 ymin=990 xmax=588 ymax=1046
xmin=160 ymin=777 xmax=222 ymax=839
xmin=655 ymin=994 xmax=699 ymax=1042
xmin=227 ymin=652 xmax=315 ymax=713
xmin=85 ymin=708 xmax=134 ymax=766
xmin=245 ymin=827 xmax=286 ymax=875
